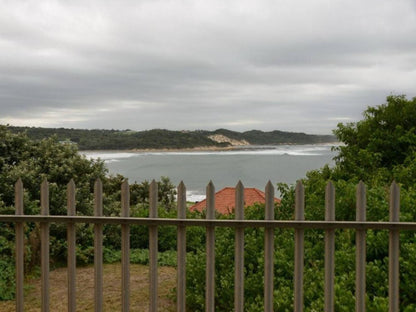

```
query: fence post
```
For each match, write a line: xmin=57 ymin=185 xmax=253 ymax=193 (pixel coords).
xmin=389 ymin=182 xmax=400 ymax=312
xmin=264 ymin=181 xmax=275 ymax=312
xmin=41 ymin=179 xmax=50 ymax=312
xmin=294 ymin=181 xmax=304 ymax=312
xmin=121 ymin=180 xmax=130 ymax=312
xmin=234 ymin=181 xmax=245 ymax=312
xmin=149 ymin=180 xmax=158 ymax=312
xmin=206 ymin=181 xmax=215 ymax=312
xmin=177 ymin=181 xmax=187 ymax=312
xmin=67 ymin=180 xmax=76 ymax=312
xmin=15 ymin=179 xmax=24 ymax=312
xmin=94 ymin=179 xmax=103 ymax=312
xmin=356 ymin=181 xmax=366 ymax=312
xmin=325 ymin=181 xmax=335 ymax=312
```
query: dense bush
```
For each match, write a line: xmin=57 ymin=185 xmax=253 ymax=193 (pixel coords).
xmin=0 ymin=126 xmax=180 ymax=299
xmin=184 ymin=95 xmax=416 ymax=311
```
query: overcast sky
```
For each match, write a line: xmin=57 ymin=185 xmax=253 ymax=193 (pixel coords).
xmin=1 ymin=0 xmax=415 ymax=134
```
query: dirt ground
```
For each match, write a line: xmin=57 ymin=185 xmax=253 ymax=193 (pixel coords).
xmin=0 ymin=263 xmax=176 ymax=311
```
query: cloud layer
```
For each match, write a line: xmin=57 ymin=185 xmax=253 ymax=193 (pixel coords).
xmin=1 ymin=0 xmax=415 ymax=133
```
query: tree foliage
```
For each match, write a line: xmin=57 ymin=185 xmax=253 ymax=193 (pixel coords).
xmin=332 ymin=94 xmax=416 ymax=184
xmin=185 ymin=95 xmax=416 ymax=311
xmin=7 ymin=126 xmax=335 ymax=150
xmin=0 ymin=126 xmax=178 ymax=299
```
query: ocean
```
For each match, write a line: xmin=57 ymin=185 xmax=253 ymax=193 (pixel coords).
xmin=82 ymin=144 xmax=337 ymax=201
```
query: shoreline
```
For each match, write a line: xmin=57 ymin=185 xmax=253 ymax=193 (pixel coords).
xmin=79 ymin=142 xmax=339 ymax=154
xmin=80 ymin=145 xmax=245 ymax=154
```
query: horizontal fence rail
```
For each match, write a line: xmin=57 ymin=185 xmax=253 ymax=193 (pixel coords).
xmin=0 ymin=179 xmax=414 ymax=311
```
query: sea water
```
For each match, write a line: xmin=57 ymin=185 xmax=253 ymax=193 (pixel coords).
xmin=82 ymin=144 xmax=337 ymax=201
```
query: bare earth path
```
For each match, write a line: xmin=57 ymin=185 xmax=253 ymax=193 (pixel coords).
xmin=0 ymin=263 xmax=176 ymax=311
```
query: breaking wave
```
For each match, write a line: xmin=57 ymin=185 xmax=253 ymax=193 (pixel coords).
xmin=82 ymin=144 xmax=336 ymax=161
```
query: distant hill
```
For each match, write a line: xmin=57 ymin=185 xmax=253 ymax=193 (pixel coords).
xmin=7 ymin=126 xmax=336 ymax=150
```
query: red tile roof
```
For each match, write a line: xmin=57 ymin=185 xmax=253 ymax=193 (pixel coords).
xmin=189 ymin=187 xmax=280 ymax=215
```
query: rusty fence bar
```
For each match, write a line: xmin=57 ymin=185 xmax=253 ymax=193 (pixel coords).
xmin=4 ymin=180 xmax=416 ymax=311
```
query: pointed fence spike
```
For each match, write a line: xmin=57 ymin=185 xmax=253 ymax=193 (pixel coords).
xmin=94 ymin=178 xmax=103 ymax=216
xmin=265 ymin=181 xmax=274 ymax=220
xmin=178 ymin=180 xmax=186 ymax=190
xmin=235 ymin=181 xmax=244 ymax=219
xmin=121 ymin=179 xmax=129 ymax=192
xmin=15 ymin=179 xmax=24 ymax=215
xmin=206 ymin=181 xmax=215 ymax=219
xmin=356 ymin=181 xmax=366 ymax=221
xmin=16 ymin=178 xmax=23 ymax=188
xmin=67 ymin=179 xmax=76 ymax=216
xmin=149 ymin=180 xmax=158 ymax=218
xmin=295 ymin=181 xmax=305 ymax=221
xmin=390 ymin=181 xmax=400 ymax=222
xmin=121 ymin=180 xmax=130 ymax=217
xmin=177 ymin=182 xmax=187 ymax=219
xmin=41 ymin=179 xmax=49 ymax=215
xmin=325 ymin=181 xmax=335 ymax=221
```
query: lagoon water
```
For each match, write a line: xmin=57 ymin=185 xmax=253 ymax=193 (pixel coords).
xmin=83 ymin=144 xmax=337 ymax=201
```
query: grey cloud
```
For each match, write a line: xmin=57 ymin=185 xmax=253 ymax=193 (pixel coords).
xmin=1 ymin=0 xmax=416 ymax=134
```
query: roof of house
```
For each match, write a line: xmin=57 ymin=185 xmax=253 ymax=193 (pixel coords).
xmin=189 ymin=187 xmax=280 ymax=215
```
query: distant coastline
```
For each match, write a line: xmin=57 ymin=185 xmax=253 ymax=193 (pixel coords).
xmin=7 ymin=125 xmax=337 ymax=151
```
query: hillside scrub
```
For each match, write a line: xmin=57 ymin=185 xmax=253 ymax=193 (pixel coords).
xmin=7 ymin=126 xmax=335 ymax=150
xmin=184 ymin=95 xmax=416 ymax=311
xmin=0 ymin=126 xmax=179 ymax=299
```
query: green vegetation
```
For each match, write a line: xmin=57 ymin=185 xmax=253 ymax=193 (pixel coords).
xmin=0 ymin=125 xmax=179 ymax=299
xmin=6 ymin=126 xmax=335 ymax=150
xmin=184 ymin=95 xmax=416 ymax=311
xmin=1 ymin=94 xmax=416 ymax=310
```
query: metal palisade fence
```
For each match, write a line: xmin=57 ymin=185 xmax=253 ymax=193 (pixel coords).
xmin=1 ymin=178 xmax=416 ymax=311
